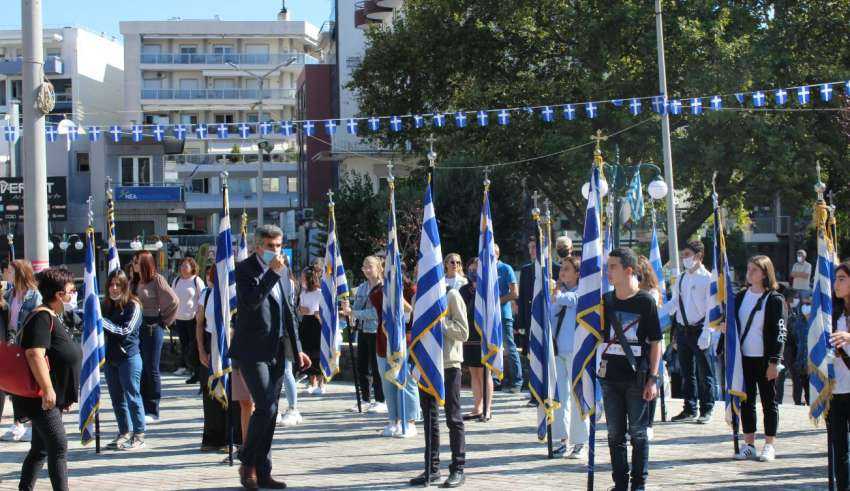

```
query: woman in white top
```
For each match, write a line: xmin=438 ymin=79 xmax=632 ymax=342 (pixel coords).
xmin=828 ymin=262 xmax=850 ymax=490
xmin=637 ymin=256 xmax=664 ymax=441
xmin=444 ymin=253 xmax=468 ymax=292
xmin=728 ymin=255 xmax=786 ymax=462
xmin=171 ymin=258 xmax=205 ymax=380
xmin=299 ymin=265 xmax=325 ymax=395
xmin=195 ymin=266 xmax=230 ymax=451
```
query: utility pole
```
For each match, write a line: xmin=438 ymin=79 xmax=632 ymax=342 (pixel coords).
xmin=655 ymin=0 xmax=680 ymax=275
xmin=22 ymin=0 xmax=49 ymax=271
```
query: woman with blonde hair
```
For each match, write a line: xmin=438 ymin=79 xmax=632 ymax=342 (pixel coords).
xmin=348 ymin=256 xmax=387 ymax=414
xmin=444 ymin=253 xmax=468 ymax=291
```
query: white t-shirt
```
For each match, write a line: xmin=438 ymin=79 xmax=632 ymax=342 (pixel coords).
xmin=791 ymin=261 xmax=812 ymax=291
xmin=738 ymin=290 xmax=767 ymax=357
xmin=199 ymin=288 xmax=215 ymax=334
xmin=299 ymin=289 xmax=322 ymax=314
xmin=835 ymin=315 xmax=850 ymax=395
xmin=445 ymin=275 xmax=468 ymax=291
xmin=173 ymin=276 xmax=205 ymax=321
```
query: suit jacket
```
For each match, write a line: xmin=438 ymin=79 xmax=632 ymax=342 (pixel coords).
xmin=230 ymin=253 xmax=302 ymax=365
xmin=517 ymin=262 xmax=535 ymax=333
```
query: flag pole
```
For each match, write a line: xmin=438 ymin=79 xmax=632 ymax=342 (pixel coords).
xmin=587 ymin=373 xmax=596 ymax=491
xmin=543 ymin=199 xmax=554 ymax=459
xmin=86 ymin=196 xmax=102 ymax=454
xmin=347 ymin=318 xmax=363 ymax=413
xmin=480 ymin=169 xmax=492 ymax=424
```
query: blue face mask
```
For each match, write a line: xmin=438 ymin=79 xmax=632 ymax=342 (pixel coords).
xmin=262 ymin=250 xmax=277 ymax=265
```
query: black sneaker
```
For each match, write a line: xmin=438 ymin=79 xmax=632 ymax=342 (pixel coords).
xmin=441 ymin=470 xmax=465 ymax=488
xmin=409 ymin=471 xmax=441 ymax=486
xmin=185 ymin=375 xmax=199 ymax=384
xmin=670 ymin=411 xmax=697 ymax=422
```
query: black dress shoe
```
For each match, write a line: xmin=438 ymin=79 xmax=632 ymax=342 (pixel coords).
xmin=670 ymin=411 xmax=696 ymax=422
xmin=185 ymin=375 xmax=199 ymax=384
xmin=462 ymin=413 xmax=482 ymax=421
xmin=257 ymin=476 xmax=287 ymax=489
xmin=442 ymin=470 xmax=465 ymax=488
xmin=409 ymin=471 xmax=441 ymax=486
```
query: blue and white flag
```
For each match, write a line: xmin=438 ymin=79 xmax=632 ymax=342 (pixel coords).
xmin=209 ymin=179 xmax=236 ymax=407
xmin=528 ymin=218 xmax=559 ymax=440
xmin=475 ymin=181 xmax=504 ymax=379
xmin=601 ymin=224 xmax=614 ymax=294
xmin=383 ymin=177 xmax=407 ymax=389
xmin=80 ymin=227 xmax=106 ymax=445
xmin=572 ymin=165 xmax=605 ymax=420
xmin=625 ymin=171 xmax=644 ymax=224
xmin=706 ymin=192 xmax=746 ymax=426
xmin=319 ymin=201 xmax=349 ymax=381
xmin=237 ymin=213 xmax=249 ymax=263
xmin=409 ymin=181 xmax=447 ymax=404
xmin=106 ymin=190 xmax=120 ymax=275
xmin=649 ymin=218 xmax=671 ymax=331
xmin=808 ymin=201 xmax=837 ymax=423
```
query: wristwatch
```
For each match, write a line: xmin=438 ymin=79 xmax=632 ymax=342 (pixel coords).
xmin=647 ymin=374 xmax=659 ymax=382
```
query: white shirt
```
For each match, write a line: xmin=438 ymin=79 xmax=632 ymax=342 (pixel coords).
xmin=663 ymin=264 xmax=711 ymax=326
xmin=173 ymin=276 xmax=205 ymax=321
xmin=835 ymin=315 xmax=850 ymax=394
xmin=199 ymin=288 xmax=215 ymax=334
xmin=738 ymin=289 xmax=767 ymax=357
xmin=299 ymin=289 xmax=322 ymax=314
xmin=791 ymin=261 xmax=812 ymax=291
xmin=445 ymin=275 xmax=468 ymax=291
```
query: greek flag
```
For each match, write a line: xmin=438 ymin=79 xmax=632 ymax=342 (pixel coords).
xmin=383 ymin=178 xmax=407 ymax=389
xmin=209 ymin=180 xmax=236 ymax=407
xmin=319 ymin=202 xmax=349 ymax=381
xmin=706 ymin=192 xmax=746 ymax=425
xmin=808 ymin=201 xmax=837 ymax=423
xmin=528 ymin=219 xmax=559 ymax=440
xmin=571 ymin=165 xmax=605 ymax=420
xmin=475 ymin=182 xmax=504 ymax=379
xmin=602 ymin=224 xmax=614 ymax=294
xmin=409 ymin=181 xmax=447 ymax=404
xmin=80 ymin=227 xmax=105 ymax=445
xmin=237 ymin=213 xmax=249 ymax=262
xmin=625 ymin=171 xmax=645 ymax=224
xmin=106 ymin=190 xmax=120 ymax=274
xmin=649 ymin=218 xmax=671 ymax=331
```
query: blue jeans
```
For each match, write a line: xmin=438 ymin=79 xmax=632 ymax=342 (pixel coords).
xmin=601 ymin=379 xmax=650 ymax=491
xmin=376 ymin=356 xmax=420 ymax=422
xmin=502 ymin=318 xmax=523 ymax=388
xmin=281 ymin=359 xmax=297 ymax=410
xmin=676 ymin=331 xmax=715 ymax=415
xmin=105 ymin=354 xmax=146 ymax=435
xmin=139 ymin=322 xmax=164 ymax=417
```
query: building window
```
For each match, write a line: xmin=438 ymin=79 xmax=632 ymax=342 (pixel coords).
xmin=262 ymin=178 xmax=280 ymax=193
xmin=179 ymin=114 xmax=198 ymax=126
xmin=214 ymin=114 xmax=235 ymax=124
xmin=76 ymin=153 xmax=90 ymax=173
xmin=230 ymin=178 xmax=256 ymax=194
xmin=191 ymin=178 xmax=208 ymax=193
xmin=119 ymin=156 xmax=153 ymax=186
xmin=116 ymin=220 xmax=155 ymax=239
xmin=143 ymin=114 xmax=169 ymax=125
xmin=287 ymin=177 xmax=297 ymax=193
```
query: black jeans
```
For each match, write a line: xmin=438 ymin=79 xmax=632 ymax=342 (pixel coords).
xmin=830 ymin=393 xmax=850 ymax=491
xmin=601 ymin=378 xmax=650 ymax=491
xmin=791 ymin=365 xmax=810 ymax=405
xmin=239 ymin=347 xmax=286 ymax=479
xmin=19 ymin=407 xmax=68 ymax=491
xmin=420 ymin=367 xmax=465 ymax=474
xmin=676 ymin=327 xmax=715 ymax=415
xmin=741 ymin=356 xmax=779 ymax=437
xmin=174 ymin=319 xmax=198 ymax=372
xmin=357 ymin=332 xmax=384 ymax=403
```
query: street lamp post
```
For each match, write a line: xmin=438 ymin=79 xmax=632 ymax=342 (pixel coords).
xmin=57 ymin=232 xmax=84 ymax=266
xmin=227 ymin=58 xmax=296 ymax=227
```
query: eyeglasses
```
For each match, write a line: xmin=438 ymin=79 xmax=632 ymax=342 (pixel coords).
xmin=447 ymin=260 xmax=461 ymax=265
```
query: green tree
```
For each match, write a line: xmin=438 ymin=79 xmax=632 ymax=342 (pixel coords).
xmin=349 ymin=0 xmax=850 ymax=259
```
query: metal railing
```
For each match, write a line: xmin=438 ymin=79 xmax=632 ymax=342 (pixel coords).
xmin=139 ymin=52 xmax=318 ymax=66
xmin=164 ymin=153 xmax=296 ymax=166
xmin=140 ymin=88 xmax=296 ymax=101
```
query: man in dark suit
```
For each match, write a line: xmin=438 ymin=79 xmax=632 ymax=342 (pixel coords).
xmin=230 ymin=224 xmax=311 ymax=490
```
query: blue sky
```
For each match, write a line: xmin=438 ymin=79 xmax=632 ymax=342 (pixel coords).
xmin=3 ymin=0 xmax=333 ymax=40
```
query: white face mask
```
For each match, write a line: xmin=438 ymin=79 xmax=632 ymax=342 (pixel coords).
xmin=790 ymin=298 xmax=800 ymax=308
xmin=682 ymin=257 xmax=695 ymax=270
xmin=801 ymin=304 xmax=812 ymax=317
xmin=62 ymin=292 xmax=78 ymax=313
xmin=109 ymin=292 xmax=123 ymax=301
xmin=797 ymin=255 xmax=805 ymax=263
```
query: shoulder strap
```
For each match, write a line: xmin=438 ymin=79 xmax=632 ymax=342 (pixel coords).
xmin=678 ymin=274 xmax=690 ymax=326
xmin=609 ymin=311 xmax=639 ymax=373
xmin=204 ymin=288 xmax=212 ymax=306
xmin=739 ymin=291 xmax=770 ymax=345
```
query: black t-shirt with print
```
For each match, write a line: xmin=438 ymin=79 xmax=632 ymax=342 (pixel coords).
xmin=601 ymin=290 xmax=662 ymax=382
xmin=12 ymin=310 xmax=82 ymax=419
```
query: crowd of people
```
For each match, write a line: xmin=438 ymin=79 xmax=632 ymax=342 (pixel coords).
xmin=0 ymin=221 xmax=844 ymax=490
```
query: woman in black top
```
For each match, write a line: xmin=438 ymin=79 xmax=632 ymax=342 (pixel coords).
xmin=13 ymin=267 xmax=82 ymax=491
xmin=460 ymin=258 xmax=492 ymax=421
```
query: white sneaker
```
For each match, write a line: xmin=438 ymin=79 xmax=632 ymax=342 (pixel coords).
xmin=279 ymin=409 xmax=302 ymax=427
xmin=18 ymin=427 xmax=32 ymax=442
xmin=8 ymin=424 xmax=28 ymax=442
xmin=368 ymin=402 xmax=388 ymax=414
xmin=173 ymin=367 xmax=188 ymax=376
xmin=144 ymin=414 xmax=160 ymax=425
xmin=758 ymin=444 xmax=776 ymax=462
xmin=395 ymin=422 xmax=417 ymax=439
xmin=381 ymin=422 xmax=400 ymax=437
xmin=0 ymin=424 xmax=18 ymax=441
xmin=646 ymin=427 xmax=654 ymax=441
xmin=734 ymin=443 xmax=758 ymax=460
xmin=319 ymin=386 xmax=327 ymax=395
xmin=565 ymin=443 xmax=587 ymax=461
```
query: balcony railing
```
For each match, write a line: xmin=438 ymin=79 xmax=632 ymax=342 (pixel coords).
xmin=164 ymin=153 xmax=297 ymax=167
xmin=140 ymin=88 xmax=296 ymax=101
xmin=139 ymin=52 xmax=319 ymax=66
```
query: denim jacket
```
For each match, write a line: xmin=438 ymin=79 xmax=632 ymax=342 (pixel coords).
xmin=351 ymin=281 xmax=380 ymax=334
xmin=4 ymin=287 xmax=43 ymax=343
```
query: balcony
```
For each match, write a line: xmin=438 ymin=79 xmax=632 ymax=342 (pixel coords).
xmin=357 ymin=1 xmax=394 ymax=22
xmin=165 ymin=154 xmax=297 ymax=177
xmin=184 ymin=191 xmax=299 ymax=211
xmin=376 ymin=0 xmax=403 ymax=7
xmin=0 ymin=55 xmax=63 ymax=76
xmin=139 ymin=52 xmax=319 ymax=67
xmin=140 ymin=88 xmax=296 ymax=109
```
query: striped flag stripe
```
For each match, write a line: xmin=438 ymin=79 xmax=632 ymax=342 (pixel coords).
xmin=808 ymin=201 xmax=837 ymax=423
xmin=80 ymin=228 xmax=105 ymax=445
xmin=320 ymin=204 xmax=349 ymax=381
xmin=475 ymin=185 xmax=503 ymax=378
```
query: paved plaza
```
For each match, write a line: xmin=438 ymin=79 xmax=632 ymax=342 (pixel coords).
xmin=0 ymin=374 xmax=830 ymax=490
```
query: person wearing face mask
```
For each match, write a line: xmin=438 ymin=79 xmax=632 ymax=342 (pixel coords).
xmin=12 ymin=267 xmax=82 ymax=491
xmin=718 ymin=255 xmax=786 ymax=462
xmin=790 ymin=249 xmax=812 ymax=294
xmin=827 ymin=262 xmax=850 ymax=490
xmin=1 ymin=259 xmax=42 ymax=443
xmin=101 ymin=270 xmax=146 ymax=451
xmin=789 ymin=295 xmax=811 ymax=405
xmin=662 ymin=240 xmax=715 ymax=424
